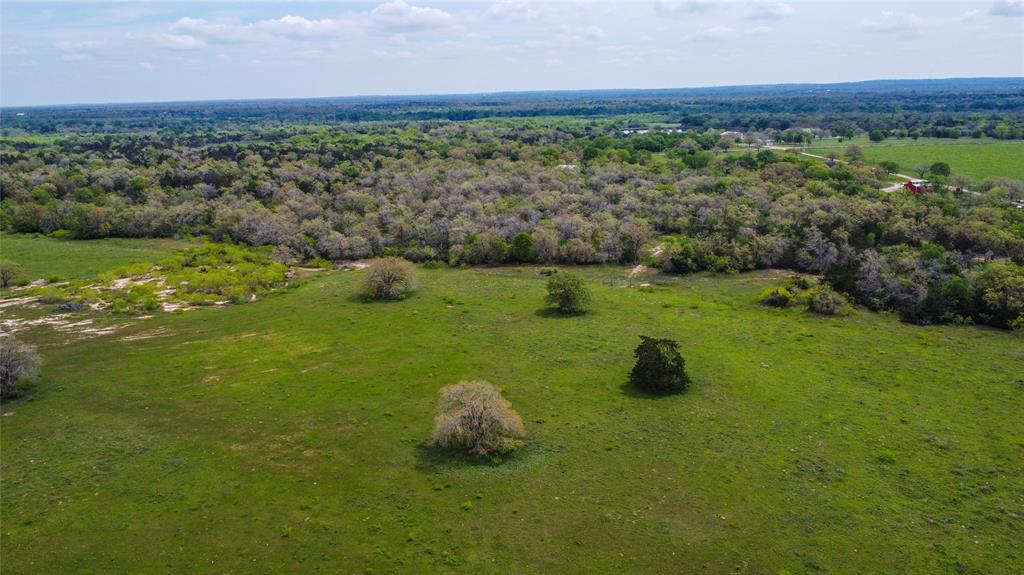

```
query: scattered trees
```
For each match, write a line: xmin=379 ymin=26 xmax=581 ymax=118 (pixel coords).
xmin=429 ymin=380 xmax=525 ymax=456
xmin=544 ymin=272 xmax=592 ymax=315
xmin=629 ymin=336 xmax=690 ymax=393
xmin=0 ymin=338 xmax=41 ymax=399
xmin=360 ymin=257 xmax=415 ymax=300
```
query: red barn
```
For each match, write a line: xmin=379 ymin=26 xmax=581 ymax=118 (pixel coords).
xmin=904 ymin=180 xmax=927 ymax=195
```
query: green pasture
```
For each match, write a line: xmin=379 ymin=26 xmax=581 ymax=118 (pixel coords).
xmin=2 ymin=241 xmax=1021 ymax=573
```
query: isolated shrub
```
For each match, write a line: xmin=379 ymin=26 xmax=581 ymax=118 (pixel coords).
xmin=806 ymin=285 xmax=850 ymax=316
xmin=430 ymin=380 xmax=525 ymax=456
xmin=0 ymin=262 xmax=26 ymax=288
xmin=360 ymin=257 xmax=415 ymax=300
xmin=422 ymin=259 xmax=444 ymax=269
xmin=759 ymin=287 xmax=795 ymax=308
xmin=539 ymin=267 xmax=557 ymax=276
xmin=629 ymin=336 xmax=690 ymax=393
xmin=0 ymin=338 xmax=41 ymax=399
xmin=545 ymin=272 xmax=592 ymax=314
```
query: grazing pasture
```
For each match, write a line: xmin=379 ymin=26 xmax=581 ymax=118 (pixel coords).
xmin=2 ymin=247 xmax=1021 ymax=573
xmin=806 ymin=137 xmax=1024 ymax=181
xmin=0 ymin=235 xmax=193 ymax=282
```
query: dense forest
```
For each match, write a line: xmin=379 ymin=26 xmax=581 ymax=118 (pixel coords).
xmin=2 ymin=81 xmax=1024 ymax=329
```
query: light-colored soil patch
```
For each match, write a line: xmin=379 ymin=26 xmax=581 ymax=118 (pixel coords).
xmin=120 ymin=327 xmax=174 ymax=342
xmin=335 ymin=260 xmax=370 ymax=270
xmin=0 ymin=296 xmax=40 ymax=309
xmin=629 ymin=264 xmax=653 ymax=278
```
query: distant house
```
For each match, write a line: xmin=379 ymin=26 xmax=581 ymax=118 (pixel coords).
xmin=719 ymin=131 xmax=743 ymax=138
xmin=904 ymin=180 xmax=927 ymax=195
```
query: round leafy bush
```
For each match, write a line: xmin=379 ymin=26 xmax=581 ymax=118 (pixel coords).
xmin=629 ymin=336 xmax=690 ymax=393
xmin=759 ymin=287 xmax=795 ymax=308
xmin=360 ymin=257 xmax=415 ymax=300
xmin=544 ymin=272 xmax=592 ymax=314
xmin=430 ymin=380 xmax=525 ymax=456
xmin=0 ymin=262 xmax=26 ymax=288
xmin=806 ymin=285 xmax=850 ymax=316
xmin=1 ymin=337 xmax=41 ymax=399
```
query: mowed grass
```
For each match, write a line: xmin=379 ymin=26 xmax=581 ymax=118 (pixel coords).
xmin=2 ymin=262 xmax=1023 ymax=573
xmin=806 ymin=136 xmax=1024 ymax=181
xmin=0 ymin=234 xmax=193 ymax=281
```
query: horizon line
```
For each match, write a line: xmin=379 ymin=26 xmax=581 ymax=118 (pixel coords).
xmin=3 ymin=75 xmax=1023 ymax=111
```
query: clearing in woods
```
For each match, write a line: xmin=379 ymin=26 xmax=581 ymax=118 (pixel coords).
xmin=806 ymin=136 xmax=1024 ymax=181
xmin=1 ymin=238 xmax=1021 ymax=573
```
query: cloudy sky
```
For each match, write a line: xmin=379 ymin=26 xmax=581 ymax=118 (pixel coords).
xmin=2 ymin=0 xmax=1022 ymax=106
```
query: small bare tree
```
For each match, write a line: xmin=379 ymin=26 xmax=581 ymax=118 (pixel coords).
xmin=0 ymin=338 xmax=41 ymax=399
xmin=359 ymin=257 xmax=415 ymax=300
xmin=430 ymin=381 xmax=525 ymax=456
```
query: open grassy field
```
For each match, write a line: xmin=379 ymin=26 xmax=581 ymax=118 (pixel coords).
xmin=806 ymin=136 xmax=1024 ymax=181
xmin=2 ymin=240 xmax=1022 ymax=573
xmin=0 ymin=235 xmax=193 ymax=281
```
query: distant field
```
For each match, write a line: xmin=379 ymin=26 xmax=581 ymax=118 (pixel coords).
xmin=0 ymin=235 xmax=193 ymax=281
xmin=806 ymin=137 xmax=1024 ymax=181
xmin=2 ymin=244 xmax=1022 ymax=573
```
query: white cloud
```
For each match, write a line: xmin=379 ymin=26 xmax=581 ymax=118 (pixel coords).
xmin=2 ymin=46 xmax=28 ymax=57
xmin=56 ymin=40 xmax=99 ymax=51
xmin=60 ymin=53 xmax=90 ymax=62
xmin=156 ymin=33 xmax=207 ymax=50
xmin=990 ymin=0 xmax=1024 ymax=17
xmin=745 ymin=1 xmax=794 ymax=20
xmin=171 ymin=15 xmax=355 ymax=43
xmin=655 ymin=0 xmax=717 ymax=16
xmin=585 ymin=25 xmax=606 ymax=40
xmin=858 ymin=11 xmax=925 ymax=35
xmin=691 ymin=25 xmax=737 ymax=41
xmin=371 ymin=0 xmax=453 ymax=32
xmin=488 ymin=0 xmax=540 ymax=22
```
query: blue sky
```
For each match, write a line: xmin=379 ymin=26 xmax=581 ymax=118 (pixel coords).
xmin=2 ymin=0 xmax=1023 ymax=106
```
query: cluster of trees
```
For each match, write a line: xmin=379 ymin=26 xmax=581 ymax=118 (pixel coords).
xmin=2 ymin=117 xmax=1022 ymax=328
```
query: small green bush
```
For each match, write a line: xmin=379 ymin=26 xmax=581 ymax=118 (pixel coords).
xmin=539 ymin=267 xmax=557 ymax=276
xmin=806 ymin=285 xmax=850 ymax=316
xmin=759 ymin=287 xmax=795 ymax=308
xmin=789 ymin=275 xmax=816 ymax=290
xmin=360 ymin=257 xmax=415 ymax=301
xmin=629 ymin=336 xmax=690 ymax=393
xmin=544 ymin=272 xmax=591 ymax=314
xmin=0 ymin=262 xmax=26 ymax=288
xmin=422 ymin=259 xmax=444 ymax=269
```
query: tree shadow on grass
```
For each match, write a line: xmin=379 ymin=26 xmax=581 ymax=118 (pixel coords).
xmin=344 ymin=293 xmax=412 ymax=304
xmin=413 ymin=443 xmax=504 ymax=474
xmin=618 ymin=379 xmax=686 ymax=399
xmin=533 ymin=307 xmax=588 ymax=318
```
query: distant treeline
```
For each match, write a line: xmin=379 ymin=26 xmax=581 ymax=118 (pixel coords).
xmin=3 ymin=78 xmax=1023 ymax=139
